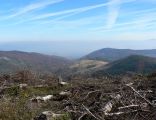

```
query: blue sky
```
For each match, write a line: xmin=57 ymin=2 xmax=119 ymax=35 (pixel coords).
xmin=0 ymin=0 xmax=156 ymax=58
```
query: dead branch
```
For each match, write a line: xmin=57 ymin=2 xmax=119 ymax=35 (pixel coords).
xmin=118 ymin=105 xmax=139 ymax=110
xmin=78 ymin=112 xmax=87 ymax=120
xmin=82 ymin=104 xmax=102 ymax=120
xmin=105 ymin=110 xmax=139 ymax=116
xmin=83 ymin=90 xmax=101 ymax=100
xmin=126 ymin=83 xmax=154 ymax=106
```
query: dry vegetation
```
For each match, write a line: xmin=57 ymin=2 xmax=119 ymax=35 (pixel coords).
xmin=70 ymin=60 xmax=108 ymax=69
xmin=0 ymin=70 xmax=156 ymax=120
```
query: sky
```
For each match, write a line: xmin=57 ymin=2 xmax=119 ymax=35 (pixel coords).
xmin=0 ymin=0 xmax=156 ymax=58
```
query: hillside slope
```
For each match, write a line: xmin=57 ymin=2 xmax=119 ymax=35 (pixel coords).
xmin=92 ymin=55 xmax=156 ymax=75
xmin=69 ymin=60 xmax=108 ymax=74
xmin=0 ymin=51 xmax=71 ymax=73
xmin=83 ymin=48 xmax=156 ymax=61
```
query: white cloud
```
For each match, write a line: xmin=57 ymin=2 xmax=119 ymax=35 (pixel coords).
xmin=106 ymin=0 xmax=136 ymax=29
xmin=2 ymin=0 xmax=64 ymax=19
xmin=7 ymin=2 xmax=111 ymax=25
xmin=15 ymin=0 xmax=135 ymax=25
xmin=30 ymin=3 xmax=109 ymax=20
xmin=89 ymin=5 xmax=156 ymax=32
xmin=106 ymin=0 xmax=122 ymax=29
xmin=93 ymin=16 xmax=156 ymax=33
xmin=140 ymin=0 xmax=156 ymax=4
xmin=47 ymin=15 xmax=105 ymax=29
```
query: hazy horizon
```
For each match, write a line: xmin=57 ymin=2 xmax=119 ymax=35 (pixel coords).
xmin=1 ymin=39 xmax=156 ymax=59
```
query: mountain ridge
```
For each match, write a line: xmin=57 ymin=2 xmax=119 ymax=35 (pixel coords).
xmin=82 ymin=48 xmax=156 ymax=61
xmin=92 ymin=55 xmax=156 ymax=75
xmin=0 ymin=51 xmax=72 ymax=74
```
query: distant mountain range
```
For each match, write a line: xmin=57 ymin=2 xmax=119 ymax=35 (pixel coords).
xmin=0 ymin=51 xmax=71 ymax=73
xmin=92 ymin=55 xmax=156 ymax=75
xmin=0 ymin=49 xmax=156 ymax=75
xmin=82 ymin=48 xmax=156 ymax=61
